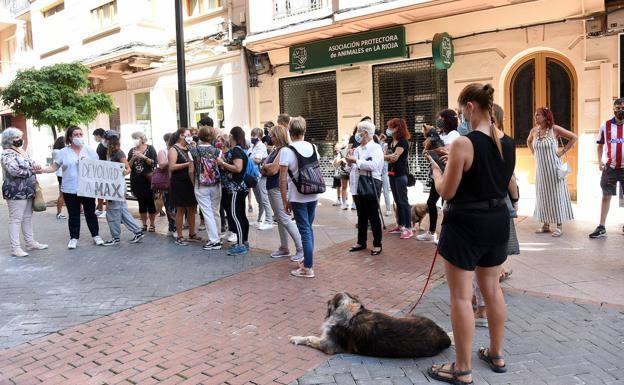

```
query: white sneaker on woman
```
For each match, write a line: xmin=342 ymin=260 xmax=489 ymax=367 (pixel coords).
xmin=416 ymin=231 xmax=437 ymax=242
xmin=11 ymin=248 xmax=28 ymax=257
xmin=26 ymin=242 xmax=48 ymax=251
xmin=258 ymin=222 xmax=273 ymax=231
xmin=93 ymin=235 xmax=104 ymax=246
xmin=67 ymin=239 xmax=78 ymax=249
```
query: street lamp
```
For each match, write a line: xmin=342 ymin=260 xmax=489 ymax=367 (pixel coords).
xmin=174 ymin=0 xmax=188 ymax=128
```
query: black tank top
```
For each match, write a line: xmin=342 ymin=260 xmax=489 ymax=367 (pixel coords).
xmin=450 ymin=131 xmax=516 ymax=204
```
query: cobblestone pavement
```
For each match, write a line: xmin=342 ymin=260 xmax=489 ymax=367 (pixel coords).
xmin=0 ymin=205 xmax=275 ymax=350
xmin=0 ymin=223 xmax=445 ymax=384
xmin=295 ymin=284 xmax=624 ymax=385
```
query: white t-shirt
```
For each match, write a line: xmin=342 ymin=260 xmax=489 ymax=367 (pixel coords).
xmin=250 ymin=141 xmax=268 ymax=162
xmin=279 ymin=140 xmax=319 ymax=203
xmin=52 ymin=149 xmax=63 ymax=177
xmin=441 ymin=130 xmax=460 ymax=146
xmin=54 ymin=146 xmax=99 ymax=194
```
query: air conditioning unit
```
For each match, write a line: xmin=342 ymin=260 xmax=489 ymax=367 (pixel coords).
xmin=607 ymin=8 xmax=624 ymax=33
xmin=586 ymin=16 xmax=605 ymax=37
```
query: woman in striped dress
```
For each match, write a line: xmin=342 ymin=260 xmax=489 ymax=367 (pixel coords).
xmin=527 ymin=107 xmax=577 ymax=237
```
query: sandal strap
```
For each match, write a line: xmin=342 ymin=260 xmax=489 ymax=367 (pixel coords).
xmin=436 ymin=363 xmax=472 ymax=376
xmin=480 ymin=347 xmax=504 ymax=360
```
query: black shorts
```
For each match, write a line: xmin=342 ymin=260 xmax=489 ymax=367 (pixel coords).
xmin=438 ymin=206 xmax=509 ymax=271
xmin=601 ymin=167 xmax=624 ymax=196
xmin=332 ymin=177 xmax=341 ymax=189
xmin=57 ymin=176 xmax=62 ymax=192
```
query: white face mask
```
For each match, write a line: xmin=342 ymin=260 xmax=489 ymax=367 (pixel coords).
xmin=72 ymin=137 xmax=84 ymax=147
xmin=184 ymin=136 xmax=193 ymax=145
xmin=133 ymin=139 xmax=141 ymax=147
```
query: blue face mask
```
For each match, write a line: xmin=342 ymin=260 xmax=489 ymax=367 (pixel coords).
xmin=457 ymin=115 xmax=472 ymax=136
xmin=385 ymin=128 xmax=393 ymax=137
xmin=354 ymin=132 xmax=362 ymax=143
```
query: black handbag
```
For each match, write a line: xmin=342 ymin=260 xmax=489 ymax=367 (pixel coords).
xmin=357 ymin=174 xmax=383 ymax=198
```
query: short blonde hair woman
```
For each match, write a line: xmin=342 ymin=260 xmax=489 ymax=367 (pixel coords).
xmin=260 ymin=124 xmax=302 ymax=260
xmin=128 ymin=131 xmax=158 ymax=232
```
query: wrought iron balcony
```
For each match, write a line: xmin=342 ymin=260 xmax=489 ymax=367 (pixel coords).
xmin=273 ymin=0 xmax=325 ymax=21
xmin=2 ymin=0 xmax=30 ymax=15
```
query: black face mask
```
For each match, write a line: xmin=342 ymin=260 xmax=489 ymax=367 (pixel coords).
xmin=615 ymin=110 xmax=624 ymax=121
xmin=264 ymin=136 xmax=273 ymax=146
xmin=13 ymin=139 xmax=23 ymax=148
xmin=192 ymin=135 xmax=199 ymax=143
xmin=251 ymin=138 xmax=259 ymax=145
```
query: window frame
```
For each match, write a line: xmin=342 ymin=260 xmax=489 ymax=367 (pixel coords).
xmin=42 ymin=2 xmax=65 ymax=18
xmin=90 ymin=0 xmax=118 ymax=32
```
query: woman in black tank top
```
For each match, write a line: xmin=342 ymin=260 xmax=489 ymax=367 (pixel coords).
xmin=426 ymin=84 xmax=515 ymax=385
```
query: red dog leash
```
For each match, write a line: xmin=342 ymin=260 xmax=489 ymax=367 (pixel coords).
xmin=407 ymin=246 xmax=439 ymax=314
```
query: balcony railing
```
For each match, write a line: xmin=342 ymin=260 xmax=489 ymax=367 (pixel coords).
xmin=273 ymin=0 xmax=324 ymax=21
xmin=2 ymin=0 xmax=30 ymax=15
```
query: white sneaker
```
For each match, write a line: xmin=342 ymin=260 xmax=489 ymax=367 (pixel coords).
xmin=97 ymin=211 xmax=107 ymax=218
xmin=332 ymin=200 xmax=341 ymax=206
xmin=67 ymin=238 xmax=78 ymax=249
xmin=94 ymin=210 xmax=103 ymax=216
xmin=341 ymin=202 xmax=348 ymax=210
xmin=227 ymin=233 xmax=238 ymax=243
xmin=11 ymin=248 xmax=28 ymax=257
xmin=416 ymin=231 xmax=437 ymax=242
xmin=26 ymin=242 xmax=48 ymax=251
xmin=258 ymin=223 xmax=273 ymax=231
xmin=93 ymin=235 xmax=104 ymax=246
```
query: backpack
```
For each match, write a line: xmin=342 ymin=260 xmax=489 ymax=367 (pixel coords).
xmin=287 ymin=144 xmax=326 ymax=195
xmin=198 ymin=147 xmax=221 ymax=186
xmin=236 ymin=145 xmax=260 ymax=188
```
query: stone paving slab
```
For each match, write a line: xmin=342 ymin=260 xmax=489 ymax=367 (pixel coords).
xmin=294 ymin=284 xmax=624 ymax=385
xmin=0 ymin=205 xmax=275 ymax=350
xmin=0 ymin=224 xmax=445 ymax=384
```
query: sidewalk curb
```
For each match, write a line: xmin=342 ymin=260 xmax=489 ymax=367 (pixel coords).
xmin=502 ymin=287 xmax=624 ymax=311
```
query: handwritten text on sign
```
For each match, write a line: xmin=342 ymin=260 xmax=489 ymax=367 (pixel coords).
xmin=78 ymin=158 xmax=126 ymax=201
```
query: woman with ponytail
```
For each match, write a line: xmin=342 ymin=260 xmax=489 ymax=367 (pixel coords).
xmin=426 ymin=84 xmax=516 ymax=385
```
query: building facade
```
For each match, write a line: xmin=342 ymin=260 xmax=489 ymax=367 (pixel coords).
xmin=244 ymin=0 xmax=620 ymax=208
xmin=1 ymin=0 xmax=250 ymax=164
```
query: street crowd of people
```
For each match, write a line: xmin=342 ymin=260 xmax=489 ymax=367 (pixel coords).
xmin=1 ymin=82 xmax=624 ymax=384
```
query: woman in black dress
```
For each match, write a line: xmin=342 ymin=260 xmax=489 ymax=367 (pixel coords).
xmin=426 ymin=83 xmax=516 ymax=385
xmin=168 ymin=128 xmax=198 ymax=246
xmin=128 ymin=131 xmax=157 ymax=232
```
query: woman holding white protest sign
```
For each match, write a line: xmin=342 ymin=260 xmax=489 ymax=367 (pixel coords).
xmin=102 ymin=130 xmax=145 ymax=246
xmin=41 ymin=126 xmax=104 ymax=249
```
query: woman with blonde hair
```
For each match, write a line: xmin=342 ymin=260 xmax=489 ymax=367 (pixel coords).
xmin=128 ymin=131 xmax=158 ymax=232
xmin=261 ymin=125 xmax=303 ymax=260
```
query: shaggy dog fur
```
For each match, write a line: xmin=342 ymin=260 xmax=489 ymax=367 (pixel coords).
xmin=290 ymin=292 xmax=451 ymax=358
xmin=411 ymin=203 xmax=429 ymax=231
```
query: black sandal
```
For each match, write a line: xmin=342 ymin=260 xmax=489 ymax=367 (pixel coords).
xmin=148 ymin=225 xmax=156 ymax=232
xmin=142 ymin=224 xmax=148 ymax=232
xmin=427 ymin=363 xmax=473 ymax=385
xmin=478 ymin=347 xmax=507 ymax=373
xmin=371 ymin=247 xmax=382 ymax=256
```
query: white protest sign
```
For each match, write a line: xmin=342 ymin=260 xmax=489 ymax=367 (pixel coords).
xmin=78 ymin=158 xmax=126 ymax=201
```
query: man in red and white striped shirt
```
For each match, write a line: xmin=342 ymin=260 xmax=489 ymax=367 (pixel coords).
xmin=589 ymin=98 xmax=624 ymax=238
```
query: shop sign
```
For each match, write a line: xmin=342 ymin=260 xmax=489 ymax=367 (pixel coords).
xmin=432 ymin=32 xmax=454 ymax=70
xmin=289 ymin=27 xmax=406 ymax=72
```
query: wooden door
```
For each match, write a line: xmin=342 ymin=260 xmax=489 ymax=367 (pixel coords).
xmin=505 ymin=52 xmax=578 ymax=200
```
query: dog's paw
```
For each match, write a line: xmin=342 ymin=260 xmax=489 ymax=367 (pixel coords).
xmin=290 ymin=336 xmax=306 ymax=345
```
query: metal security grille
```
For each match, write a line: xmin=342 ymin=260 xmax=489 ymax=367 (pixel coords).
xmin=279 ymin=72 xmax=338 ymax=177
xmin=373 ymin=59 xmax=448 ymax=184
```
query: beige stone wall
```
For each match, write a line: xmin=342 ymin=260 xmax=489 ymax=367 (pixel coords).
xmin=253 ymin=10 xmax=619 ymax=205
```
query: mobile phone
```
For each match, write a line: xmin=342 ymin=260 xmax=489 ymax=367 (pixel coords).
xmin=427 ymin=150 xmax=445 ymax=171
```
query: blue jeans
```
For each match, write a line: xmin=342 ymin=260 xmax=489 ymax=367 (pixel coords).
xmin=390 ymin=175 xmax=411 ymax=229
xmin=106 ymin=200 xmax=141 ymax=239
xmin=291 ymin=201 xmax=317 ymax=268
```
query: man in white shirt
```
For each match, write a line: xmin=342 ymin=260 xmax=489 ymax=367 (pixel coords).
xmin=279 ymin=116 xmax=320 ymax=278
xmin=345 ymin=120 xmax=384 ymax=255
xmin=249 ymin=127 xmax=273 ymax=230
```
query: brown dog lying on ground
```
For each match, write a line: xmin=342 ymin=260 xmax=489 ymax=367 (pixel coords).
xmin=290 ymin=292 xmax=451 ymax=358
xmin=411 ymin=203 xmax=428 ymax=231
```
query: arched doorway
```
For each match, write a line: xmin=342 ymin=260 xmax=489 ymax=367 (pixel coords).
xmin=504 ymin=52 xmax=578 ymax=200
